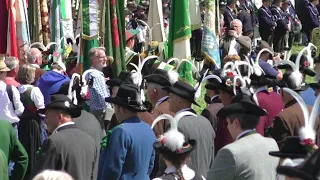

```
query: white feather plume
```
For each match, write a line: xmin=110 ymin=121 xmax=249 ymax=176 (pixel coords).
xmin=151 ymin=112 xmax=197 ymax=152
xmin=194 ymin=69 xmax=209 ymax=99
xmin=283 ymin=88 xmax=317 ymax=142
xmin=221 ymin=62 xmax=236 ymax=77
xmin=167 ymin=70 xmax=179 ymax=85
xmin=68 ymin=73 xmax=81 ymax=105
xmin=29 ymin=42 xmax=46 ymax=51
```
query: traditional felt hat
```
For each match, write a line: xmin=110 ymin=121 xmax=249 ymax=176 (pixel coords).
xmin=217 ymin=93 xmax=268 ymax=118
xmin=105 ymin=83 xmax=147 ymax=112
xmin=163 ymin=80 xmax=200 ymax=106
xmin=277 ymin=72 xmax=309 ymax=91
xmin=152 ymin=112 xmax=197 ymax=156
xmin=250 ymin=73 xmax=276 ymax=86
xmin=144 ymin=69 xmax=178 ymax=87
xmin=269 ymin=137 xmax=309 ymax=158
xmin=125 ymin=29 xmax=140 ymax=41
xmin=309 ymin=80 xmax=320 ymax=90
xmin=278 ymin=54 xmax=316 ymax=77
xmin=277 ymin=149 xmax=320 ymax=180
xmin=256 ymin=40 xmax=274 ymax=54
xmin=0 ymin=55 xmax=11 ymax=72
xmin=41 ymin=94 xmax=81 ymax=118
xmin=106 ymin=71 xmax=133 ymax=87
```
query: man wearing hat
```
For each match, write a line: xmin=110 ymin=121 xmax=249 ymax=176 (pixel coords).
xmin=255 ymin=40 xmax=283 ymax=80
xmin=271 ymin=71 xmax=320 ymax=148
xmin=163 ymin=80 xmax=215 ymax=178
xmin=258 ymin=0 xmax=277 ymax=45
xmin=249 ymin=73 xmax=284 ymax=136
xmin=125 ymin=29 xmax=140 ymax=67
xmin=144 ymin=69 xmax=176 ymax=136
xmin=53 ymin=78 xmax=103 ymax=179
xmin=207 ymin=93 xmax=280 ymax=180
xmin=144 ymin=69 xmax=177 ymax=177
xmin=105 ymin=71 xmax=155 ymax=131
xmin=213 ymin=70 xmax=268 ymax=152
xmin=98 ymin=83 xmax=156 ymax=180
xmin=32 ymin=95 xmax=98 ymax=180
xmin=201 ymin=75 xmax=224 ymax=130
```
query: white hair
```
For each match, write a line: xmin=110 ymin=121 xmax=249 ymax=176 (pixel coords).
xmin=5 ymin=56 xmax=19 ymax=70
xmin=89 ymin=47 xmax=106 ymax=61
xmin=230 ymin=19 xmax=243 ymax=28
xmin=32 ymin=170 xmax=74 ymax=180
xmin=26 ymin=48 xmax=42 ymax=64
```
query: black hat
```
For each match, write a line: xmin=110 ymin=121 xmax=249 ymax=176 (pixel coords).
xmin=278 ymin=54 xmax=316 ymax=77
xmin=250 ymin=73 xmax=276 ymax=86
xmin=212 ymin=70 xmax=241 ymax=94
xmin=106 ymin=71 xmax=133 ymax=87
xmin=204 ymin=70 xmax=223 ymax=90
xmin=269 ymin=137 xmax=309 ymax=159
xmin=154 ymin=139 xmax=196 ymax=156
xmin=277 ymin=149 xmax=320 ymax=180
xmin=277 ymin=72 xmax=309 ymax=91
xmin=163 ymin=81 xmax=200 ymax=106
xmin=256 ymin=40 xmax=274 ymax=54
xmin=309 ymin=80 xmax=320 ymax=90
xmin=105 ymin=84 xmax=147 ymax=112
xmin=41 ymin=94 xmax=81 ymax=118
xmin=217 ymin=93 xmax=268 ymax=118
xmin=144 ymin=69 xmax=173 ymax=87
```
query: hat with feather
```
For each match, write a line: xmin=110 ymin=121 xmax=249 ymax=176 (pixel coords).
xmin=151 ymin=112 xmax=197 ymax=155
xmin=144 ymin=69 xmax=179 ymax=87
xmin=277 ymin=148 xmax=320 ymax=180
xmin=271 ymin=88 xmax=320 ymax=174
xmin=274 ymin=48 xmax=310 ymax=91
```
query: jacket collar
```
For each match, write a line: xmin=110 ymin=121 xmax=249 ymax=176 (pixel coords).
xmin=54 ymin=122 xmax=76 ymax=133
xmin=285 ymin=99 xmax=297 ymax=108
xmin=237 ymin=129 xmax=257 ymax=140
xmin=176 ymin=108 xmax=197 ymax=116
xmin=155 ymin=96 xmax=169 ymax=108
xmin=211 ymin=95 xmax=222 ymax=104
xmin=121 ymin=116 xmax=142 ymax=124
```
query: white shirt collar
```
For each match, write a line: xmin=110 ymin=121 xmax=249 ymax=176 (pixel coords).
xmin=164 ymin=164 xmax=195 ymax=180
xmin=176 ymin=108 xmax=193 ymax=115
xmin=155 ymin=96 xmax=169 ymax=108
xmin=236 ymin=129 xmax=254 ymax=140
xmin=31 ymin=64 xmax=40 ymax=68
xmin=211 ymin=95 xmax=219 ymax=102
xmin=53 ymin=122 xmax=75 ymax=133
xmin=18 ymin=84 xmax=33 ymax=93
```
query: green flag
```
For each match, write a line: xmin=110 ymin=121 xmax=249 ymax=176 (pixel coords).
xmin=79 ymin=0 xmax=99 ymax=72
xmin=167 ymin=0 xmax=193 ymax=83
xmin=103 ymin=0 xmax=126 ymax=77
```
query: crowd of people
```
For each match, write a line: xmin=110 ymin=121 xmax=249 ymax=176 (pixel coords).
xmin=1 ymin=0 xmax=320 ymax=180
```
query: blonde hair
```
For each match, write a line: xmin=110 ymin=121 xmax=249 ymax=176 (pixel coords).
xmin=32 ymin=170 xmax=74 ymax=180
xmin=17 ymin=64 xmax=36 ymax=84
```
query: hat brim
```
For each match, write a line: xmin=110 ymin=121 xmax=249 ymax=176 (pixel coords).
xmin=106 ymin=78 xmax=121 ymax=87
xmin=0 ymin=67 xmax=11 ymax=72
xmin=303 ymin=68 xmax=316 ymax=77
xmin=105 ymin=97 xmax=147 ymax=112
xmin=278 ymin=83 xmax=310 ymax=92
xmin=144 ymin=74 xmax=172 ymax=87
xmin=39 ymin=103 xmax=81 ymax=118
xmin=205 ymin=83 xmax=219 ymax=90
xmin=217 ymin=102 xmax=268 ymax=118
xmin=269 ymin=151 xmax=308 ymax=159
xmin=154 ymin=139 xmax=196 ymax=155
xmin=163 ymin=86 xmax=200 ymax=106
xmin=277 ymin=166 xmax=318 ymax=180
xmin=309 ymin=83 xmax=320 ymax=90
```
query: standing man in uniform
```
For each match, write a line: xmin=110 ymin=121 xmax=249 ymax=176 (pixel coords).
xmin=238 ymin=0 xmax=255 ymax=39
xmin=303 ymin=0 xmax=320 ymax=42
xmin=271 ymin=0 xmax=289 ymax=53
xmin=224 ymin=0 xmax=238 ymax=31
xmin=258 ymin=0 xmax=277 ymax=45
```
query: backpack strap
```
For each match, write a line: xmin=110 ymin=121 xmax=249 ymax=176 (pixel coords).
xmin=6 ymin=85 xmax=15 ymax=111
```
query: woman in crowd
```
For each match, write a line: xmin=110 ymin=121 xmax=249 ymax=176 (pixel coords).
xmin=17 ymin=64 xmax=45 ymax=180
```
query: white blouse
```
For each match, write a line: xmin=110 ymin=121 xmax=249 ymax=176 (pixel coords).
xmin=153 ymin=165 xmax=206 ymax=180
xmin=18 ymin=84 xmax=45 ymax=109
